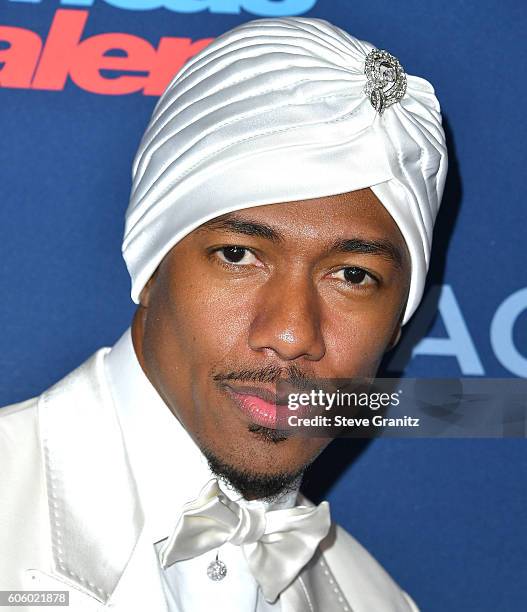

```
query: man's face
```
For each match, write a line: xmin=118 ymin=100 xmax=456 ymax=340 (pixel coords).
xmin=133 ymin=188 xmax=410 ymax=498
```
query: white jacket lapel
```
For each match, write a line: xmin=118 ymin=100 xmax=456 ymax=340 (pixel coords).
xmin=280 ymin=547 xmax=352 ymax=612
xmin=37 ymin=349 xmax=145 ymax=605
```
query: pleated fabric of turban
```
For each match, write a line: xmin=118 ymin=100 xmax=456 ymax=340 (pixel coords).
xmin=123 ymin=17 xmax=448 ymax=325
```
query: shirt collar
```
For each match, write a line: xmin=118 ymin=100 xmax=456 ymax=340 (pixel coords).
xmin=104 ymin=328 xmax=299 ymax=544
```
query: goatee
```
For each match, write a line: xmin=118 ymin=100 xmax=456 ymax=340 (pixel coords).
xmin=202 ymin=439 xmax=305 ymax=502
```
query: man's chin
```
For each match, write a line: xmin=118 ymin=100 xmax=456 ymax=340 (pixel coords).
xmin=201 ymin=442 xmax=305 ymax=502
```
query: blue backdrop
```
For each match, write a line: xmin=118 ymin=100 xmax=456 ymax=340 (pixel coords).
xmin=1 ymin=1 xmax=526 ymax=610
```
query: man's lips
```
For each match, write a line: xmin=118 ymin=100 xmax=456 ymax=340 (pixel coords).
xmin=223 ymin=384 xmax=291 ymax=404
xmin=222 ymin=384 xmax=279 ymax=428
xmin=222 ymin=383 xmax=310 ymax=429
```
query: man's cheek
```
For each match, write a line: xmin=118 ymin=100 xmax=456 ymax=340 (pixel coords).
xmin=327 ymin=325 xmax=388 ymax=375
xmin=201 ymin=299 xmax=255 ymax=354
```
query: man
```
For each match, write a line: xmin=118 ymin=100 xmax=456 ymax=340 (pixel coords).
xmin=0 ymin=17 xmax=447 ymax=612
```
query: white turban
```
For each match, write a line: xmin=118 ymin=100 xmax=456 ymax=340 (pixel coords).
xmin=123 ymin=17 xmax=447 ymax=325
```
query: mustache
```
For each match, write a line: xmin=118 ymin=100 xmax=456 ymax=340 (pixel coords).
xmin=213 ymin=363 xmax=312 ymax=390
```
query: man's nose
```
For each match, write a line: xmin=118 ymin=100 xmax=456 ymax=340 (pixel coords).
xmin=247 ymin=272 xmax=326 ymax=361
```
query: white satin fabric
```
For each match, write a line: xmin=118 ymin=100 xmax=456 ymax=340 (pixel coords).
xmin=123 ymin=17 xmax=448 ymax=325
xmin=104 ymin=328 xmax=307 ymax=611
xmin=159 ymin=479 xmax=331 ymax=602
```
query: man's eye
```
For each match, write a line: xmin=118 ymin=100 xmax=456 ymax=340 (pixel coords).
xmin=215 ymin=246 xmax=258 ymax=266
xmin=331 ymin=266 xmax=376 ymax=286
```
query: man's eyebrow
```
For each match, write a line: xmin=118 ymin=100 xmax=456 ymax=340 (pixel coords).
xmin=198 ymin=215 xmax=405 ymax=268
xmin=197 ymin=214 xmax=283 ymax=243
xmin=330 ymin=238 xmax=405 ymax=270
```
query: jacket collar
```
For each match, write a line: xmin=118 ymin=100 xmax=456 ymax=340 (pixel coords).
xmin=103 ymin=329 xmax=218 ymax=544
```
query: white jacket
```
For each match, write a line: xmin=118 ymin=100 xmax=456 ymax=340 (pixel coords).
xmin=0 ymin=350 xmax=418 ymax=612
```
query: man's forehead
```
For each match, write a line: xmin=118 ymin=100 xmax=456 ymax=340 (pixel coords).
xmin=196 ymin=189 xmax=406 ymax=243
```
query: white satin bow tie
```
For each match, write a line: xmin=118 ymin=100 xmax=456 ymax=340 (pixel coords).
xmin=158 ymin=479 xmax=331 ymax=602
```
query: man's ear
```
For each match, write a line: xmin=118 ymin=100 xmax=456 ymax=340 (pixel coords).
xmin=386 ymin=325 xmax=402 ymax=352
xmin=138 ymin=272 xmax=157 ymax=308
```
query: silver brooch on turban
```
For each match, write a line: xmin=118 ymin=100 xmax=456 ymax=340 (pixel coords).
xmin=364 ymin=49 xmax=407 ymax=114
